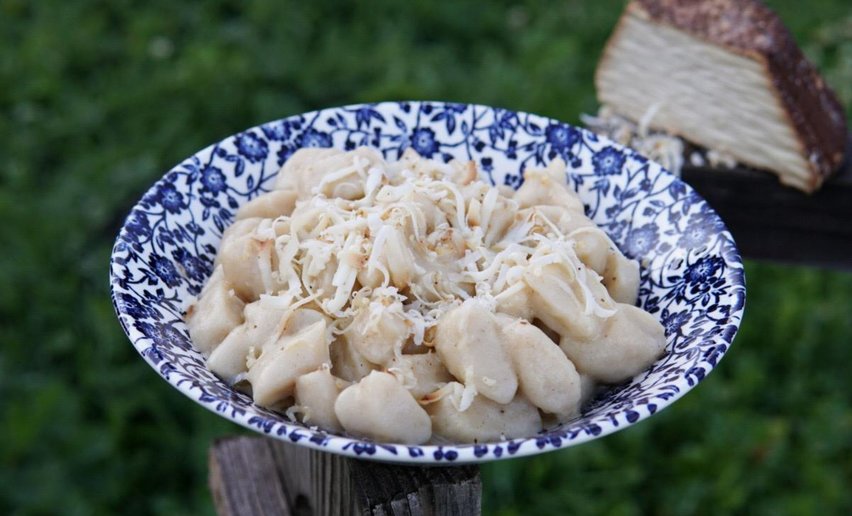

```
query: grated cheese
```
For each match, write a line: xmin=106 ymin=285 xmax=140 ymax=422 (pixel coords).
xmin=230 ymin=150 xmax=625 ymax=379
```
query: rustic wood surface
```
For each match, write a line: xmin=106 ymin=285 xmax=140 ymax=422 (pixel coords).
xmin=681 ymin=133 xmax=852 ymax=269
xmin=209 ymin=436 xmax=481 ymax=516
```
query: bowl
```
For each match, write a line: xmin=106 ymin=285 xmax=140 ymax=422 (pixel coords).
xmin=110 ymin=101 xmax=745 ymax=464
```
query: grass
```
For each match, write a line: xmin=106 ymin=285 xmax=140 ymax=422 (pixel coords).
xmin=1 ymin=0 xmax=851 ymax=514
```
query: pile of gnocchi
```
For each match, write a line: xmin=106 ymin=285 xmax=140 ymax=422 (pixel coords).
xmin=186 ymin=147 xmax=666 ymax=444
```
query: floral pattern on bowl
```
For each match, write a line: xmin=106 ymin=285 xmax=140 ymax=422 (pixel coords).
xmin=109 ymin=101 xmax=745 ymax=464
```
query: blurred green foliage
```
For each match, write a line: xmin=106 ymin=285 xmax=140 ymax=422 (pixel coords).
xmin=1 ymin=0 xmax=850 ymax=514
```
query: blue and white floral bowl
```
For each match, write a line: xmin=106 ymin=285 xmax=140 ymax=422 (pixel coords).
xmin=110 ymin=101 xmax=745 ymax=464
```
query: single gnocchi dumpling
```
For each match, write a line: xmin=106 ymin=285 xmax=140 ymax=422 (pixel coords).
xmin=524 ymin=261 xmax=614 ymax=341
xmin=515 ymin=158 xmax=585 ymax=214
xmin=602 ymin=252 xmax=640 ymax=305
xmin=246 ymin=309 xmax=331 ymax=407
xmin=375 ymin=224 xmax=421 ymax=289
xmin=465 ymin=185 xmax=519 ymax=247
xmin=215 ymin=217 xmax=286 ymax=301
xmin=389 ymin=148 xmax=468 ymax=184
xmin=569 ymin=226 xmax=612 ymax=276
xmin=494 ymin=283 xmax=534 ymax=320
xmin=236 ymin=190 xmax=298 ymax=220
xmin=207 ymin=299 xmax=288 ymax=383
xmin=186 ymin=265 xmax=245 ymax=357
xmin=334 ymin=371 xmax=432 ymax=444
xmin=447 ymin=158 xmax=477 ymax=185
xmin=301 ymin=253 xmax=338 ymax=299
xmin=554 ymin=211 xmax=640 ymax=305
xmin=273 ymin=147 xmax=341 ymax=193
xmin=525 ymin=206 xmax=623 ymax=282
xmin=344 ymin=293 xmax=409 ymax=366
xmin=409 ymin=190 xmax=453 ymax=235
xmin=578 ymin=374 xmax=598 ymax=408
xmin=329 ymin=335 xmax=378 ymax=382
xmin=385 ymin=352 xmax=454 ymax=400
xmin=559 ymin=304 xmax=666 ymax=384
xmin=276 ymin=147 xmax=384 ymax=200
xmin=500 ymin=316 xmax=582 ymax=418
xmin=434 ymin=299 xmax=518 ymax=404
xmin=419 ymin=223 xmax=466 ymax=273
xmin=426 ymin=384 xmax=542 ymax=443
xmin=294 ymin=368 xmax=349 ymax=433
xmin=288 ymin=203 xmax=327 ymax=240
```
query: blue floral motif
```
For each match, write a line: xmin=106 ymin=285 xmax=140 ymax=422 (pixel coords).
xmin=486 ymin=108 xmax=518 ymax=145
xmin=276 ymin=144 xmax=296 ymax=166
xmin=444 ymin=103 xmax=465 ymax=114
xmin=110 ymin=101 xmax=745 ymax=464
xmin=248 ymin=416 xmax=276 ymax=434
xmin=201 ymin=166 xmax=227 ymax=194
xmin=158 ymin=322 xmax=190 ymax=350
xmin=309 ymin=433 xmax=331 ymax=446
xmin=354 ymin=106 xmax=385 ymax=129
xmin=592 ymin=146 xmax=626 ymax=176
xmin=432 ymin=447 xmax=458 ymax=461
xmin=503 ymin=173 xmax=523 ymax=188
xmin=430 ymin=103 xmax=467 ymax=135
xmin=134 ymin=320 xmax=169 ymax=346
xmin=298 ymin=128 xmax=332 ymax=148
xmin=235 ymin=131 xmax=268 ymax=163
xmin=410 ymin=127 xmax=439 ymax=158
xmin=148 ymin=254 xmax=181 ymax=287
xmin=173 ymin=248 xmax=209 ymax=284
xmin=661 ymin=310 xmax=690 ymax=335
xmin=545 ymin=123 xmax=580 ymax=152
xmin=350 ymin=442 xmax=376 ymax=455
xmin=624 ymin=223 xmax=659 ymax=257
xmin=117 ymin=293 xmax=159 ymax=320
xmin=685 ymin=256 xmax=725 ymax=289
xmin=156 ymin=183 xmax=184 ymax=213
xmin=679 ymin=212 xmax=724 ymax=249
xmin=124 ymin=212 xmax=151 ymax=243
xmin=261 ymin=122 xmax=290 ymax=141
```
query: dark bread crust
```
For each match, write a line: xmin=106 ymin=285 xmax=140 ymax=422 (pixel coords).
xmin=633 ymin=0 xmax=847 ymax=190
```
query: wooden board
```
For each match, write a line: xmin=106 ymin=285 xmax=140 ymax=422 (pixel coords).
xmin=209 ymin=437 xmax=481 ymax=516
xmin=681 ymin=134 xmax=852 ymax=269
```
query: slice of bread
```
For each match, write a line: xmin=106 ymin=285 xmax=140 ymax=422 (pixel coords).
xmin=595 ymin=0 xmax=846 ymax=192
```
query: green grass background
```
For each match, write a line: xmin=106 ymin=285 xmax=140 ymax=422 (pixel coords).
xmin=2 ymin=0 xmax=851 ymax=514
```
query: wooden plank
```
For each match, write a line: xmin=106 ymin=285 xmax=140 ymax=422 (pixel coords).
xmin=681 ymin=133 xmax=852 ymax=269
xmin=209 ymin=437 xmax=481 ymax=516
xmin=209 ymin=438 xmax=293 ymax=516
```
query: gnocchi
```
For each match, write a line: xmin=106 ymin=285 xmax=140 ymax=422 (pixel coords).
xmin=186 ymin=147 xmax=666 ymax=443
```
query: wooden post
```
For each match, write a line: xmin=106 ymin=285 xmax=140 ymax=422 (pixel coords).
xmin=209 ymin=436 xmax=481 ymax=516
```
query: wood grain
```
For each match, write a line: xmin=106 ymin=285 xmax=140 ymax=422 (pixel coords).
xmin=209 ymin=437 xmax=481 ymax=516
xmin=681 ymin=133 xmax=852 ymax=269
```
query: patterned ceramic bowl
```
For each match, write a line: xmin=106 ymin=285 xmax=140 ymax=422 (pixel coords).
xmin=110 ymin=101 xmax=745 ymax=464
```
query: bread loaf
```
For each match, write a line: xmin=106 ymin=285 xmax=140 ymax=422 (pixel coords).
xmin=596 ymin=0 xmax=846 ymax=192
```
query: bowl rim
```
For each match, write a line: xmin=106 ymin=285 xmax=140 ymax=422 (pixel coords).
xmin=109 ymin=100 xmax=746 ymax=464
